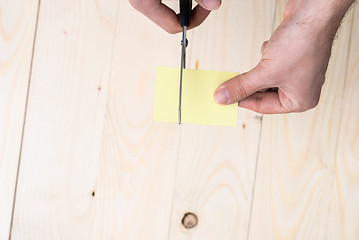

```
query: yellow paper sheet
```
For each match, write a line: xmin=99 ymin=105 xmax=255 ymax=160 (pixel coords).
xmin=153 ymin=66 xmax=239 ymax=127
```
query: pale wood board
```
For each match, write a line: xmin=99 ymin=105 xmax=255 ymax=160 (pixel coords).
xmin=168 ymin=1 xmax=276 ymax=239
xmin=10 ymin=0 xmax=119 ymax=239
xmin=89 ymin=0 xmax=183 ymax=239
xmin=6 ymin=0 xmax=359 ymax=239
xmin=248 ymin=2 xmax=356 ymax=239
xmin=0 ymin=0 xmax=39 ymax=239
xmin=330 ymin=7 xmax=359 ymax=239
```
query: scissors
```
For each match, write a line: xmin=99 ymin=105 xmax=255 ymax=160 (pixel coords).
xmin=178 ymin=0 xmax=192 ymax=124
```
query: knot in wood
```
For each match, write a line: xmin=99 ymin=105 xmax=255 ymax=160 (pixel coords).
xmin=181 ymin=212 xmax=198 ymax=229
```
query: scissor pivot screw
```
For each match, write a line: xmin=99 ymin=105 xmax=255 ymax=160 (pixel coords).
xmin=181 ymin=38 xmax=188 ymax=48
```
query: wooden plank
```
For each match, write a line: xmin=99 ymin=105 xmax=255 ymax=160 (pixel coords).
xmin=248 ymin=2 xmax=355 ymax=239
xmin=331 ymin=7 xmax=359 ymax=240
xmin=89 ymin=0 xmax=183 ymax=239
xmin=0 ymin=0 xmax=39 ymax=239
xmin=168 ymin=1 xmax=276 ymax=239
xmin=10 ymin=1 xmax=119 ymax=239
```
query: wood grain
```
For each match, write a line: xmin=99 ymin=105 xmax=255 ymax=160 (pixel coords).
xmin=5 ymin=0 xmax=358 ymax=239
xmin=248 ymin=2 xmax=356 ymax=239
xmin=0 ymin=0 xmax=39 ymax=239
xmin=168 ymin=1 xmax=276 ymax=239
xmin=10 ymin=1 xmax=119 ymax=239
xmin=89 ymin=0 xmax=183 ymax=239
xmin=330 ymin=7 xmax=359 ymax=239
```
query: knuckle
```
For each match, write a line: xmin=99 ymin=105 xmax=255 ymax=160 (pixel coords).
xmin=128 ymin=0 xmax=142 ymax=11
xmin=234 ymin=77 xmax=249 ymax=99
xmin=129 ymin=0 xmax=152 ymax=13
xmin=128 ymin=0 xmax=138 ymax=8
xmin=261 ymin=41 xmax=268 ymax=53
xmin=218 ymin=0 xmax=223 ymax=9
xmin=308 ymin=95 xmax=320 ymax=109
xmin=293 ymin=96 xmax=320 ymax=112
xmin=281 ymin=83 xmax=323 ymax=113
xmin=166 ymin=28 xmax=179 ymax=35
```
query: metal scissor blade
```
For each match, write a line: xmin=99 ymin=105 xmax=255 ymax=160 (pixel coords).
xmin=178 ymin=26 xmax=187 ymax=125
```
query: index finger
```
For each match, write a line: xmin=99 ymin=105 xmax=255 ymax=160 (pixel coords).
xmin=195 ymin=0 xmax=221 ymax=10
xmin=130 ymin=1 xmax=211 ymax=34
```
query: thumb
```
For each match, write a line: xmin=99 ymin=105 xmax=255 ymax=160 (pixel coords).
xmin=195 ymin=0 xmax=221 ymax=10
xmin=214 ymin=67 xmax=267 ymax=105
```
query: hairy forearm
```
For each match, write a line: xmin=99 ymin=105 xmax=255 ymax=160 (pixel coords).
xmin=214 ymin=0 xmax=354 ymax=113
xmin=323 ymin=0 xmax=355 ymax=18
xmin=283 ymin=0 xmax=355 ymax=43
xmin=285 ymin=0 xmax=355 ymax=20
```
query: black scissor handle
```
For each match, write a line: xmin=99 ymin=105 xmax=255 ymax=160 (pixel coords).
xmin=180 ymin=0 xmax=192 ymax=27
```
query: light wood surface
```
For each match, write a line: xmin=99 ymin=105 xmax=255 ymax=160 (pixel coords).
xmin=90 ymin=0 xmax=182 ymax=238
xmin=10 ymin=0 xmax=119 ymax=239
xmin=168 ymin=1 xmax=275 ymax=239
xmin=1 ymin=0 xmax=358 ymax=239
xmin=331 ymin=8 xmax=359 ymax=240
xmin=0 ymin=0 xmax=39 ymax=239
xmin=248 ymin=1 xmax=358 ymax=239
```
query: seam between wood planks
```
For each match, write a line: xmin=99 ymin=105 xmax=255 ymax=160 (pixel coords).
xmin=246 ymin=1 xmax=278 ymax=239
xmin=334 ymin=6 xmax=355 ymax=160
xmin=8 ymin=1 xmax=42 ymax=239
xmin=245 ymin=115 xmax=263 ymax=240
xmin=166 ymin=126 xmax=183 ymax=240
xmin=97 ymin=0 xmax=121 ymax=174
xmin=167 ymin=19 xmax=198 ymax=240
xmin=330 ymin=10 xmax=355 ymax=239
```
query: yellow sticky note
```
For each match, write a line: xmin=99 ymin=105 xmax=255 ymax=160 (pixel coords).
xmin=153 ymin=66 xmax=239 ymax=127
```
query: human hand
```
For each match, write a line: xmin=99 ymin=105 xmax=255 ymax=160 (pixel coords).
xmin=129 ymin=0 xmax=221 ymax=34
xmin=214 ymin=0 xmax=354 ymax=114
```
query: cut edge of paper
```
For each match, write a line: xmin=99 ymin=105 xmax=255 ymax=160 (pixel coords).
xmin=154 ymin=66 xmax=239 ymax=127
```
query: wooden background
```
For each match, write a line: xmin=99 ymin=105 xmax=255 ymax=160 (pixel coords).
xmin=0 ymin=0 xmax=358 ymax=239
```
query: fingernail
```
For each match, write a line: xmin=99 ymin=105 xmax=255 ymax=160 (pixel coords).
xmin=203 ymin=0 xmax=220 ymax=10
xmin=214 ymin=86 xmax=230 ymax=104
